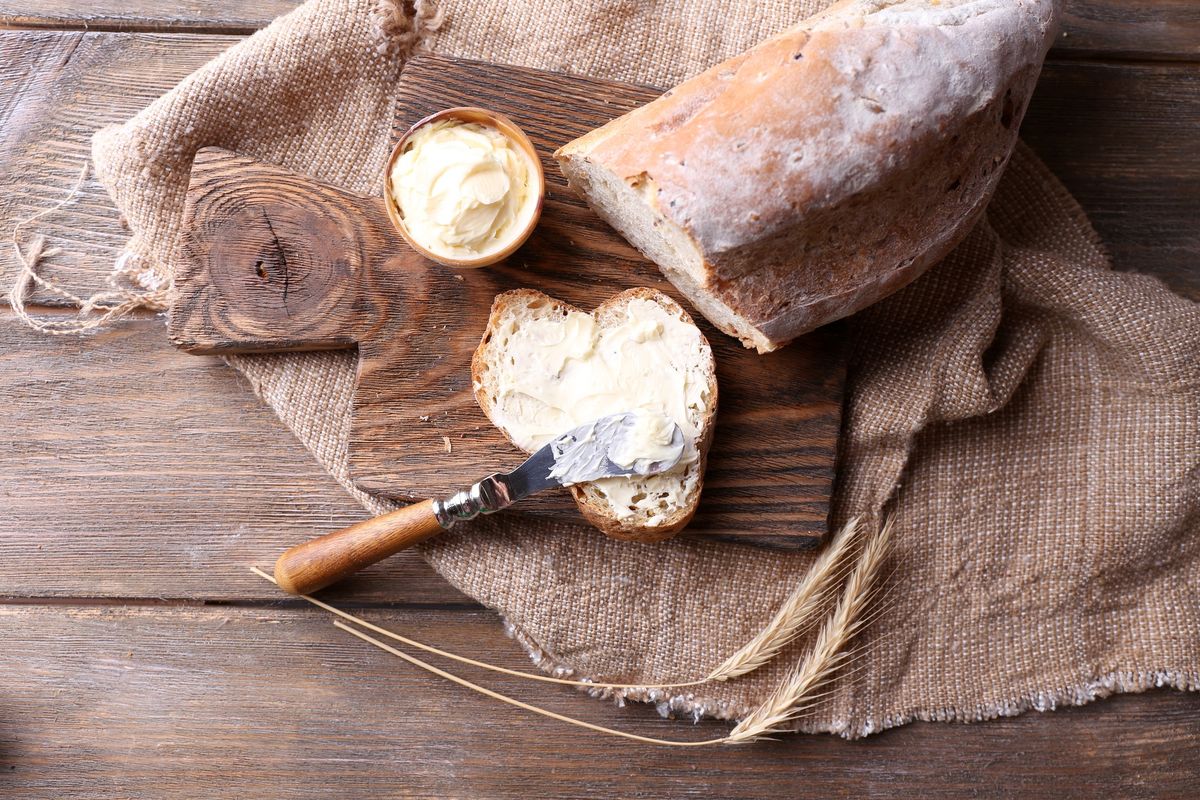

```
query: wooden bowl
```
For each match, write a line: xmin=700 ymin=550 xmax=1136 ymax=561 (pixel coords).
xmin=383 ymin=107 xmax=545 ymax=269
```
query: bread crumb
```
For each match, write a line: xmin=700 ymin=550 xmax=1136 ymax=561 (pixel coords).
xmin=419 ymin=415 xmax=430 ymax=422
xmin=453 ymin=274 xmax=464 ymax=282
xmin=442 ymin=436 xmax=452 ymax=454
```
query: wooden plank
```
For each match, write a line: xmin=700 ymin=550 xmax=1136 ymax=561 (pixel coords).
xmin=1021 ymin=59 xmax=1200 ymax=301
xmin=0 ymin=0 xmax=299 ymax=34
xmin=0 ymin=309 xmax=470 ymax=605
xmin=0 ymin=23 xmax=1198 ymax=798
xmin=1057 ymin=0 xmax=1200 ymax=61
xmin=1 ymin=1 xmax=1198 ymax=61
xmin=3 ymin=603 xmax=1200 ymax=799
xmin=3 ymin=30 xmax=1196 ymax=313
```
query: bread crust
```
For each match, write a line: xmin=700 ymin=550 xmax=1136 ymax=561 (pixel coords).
xmin=471 ymin=287 xmax=718 ymax=542
xmin=556 ymin=0 xmax=1061 ymax=352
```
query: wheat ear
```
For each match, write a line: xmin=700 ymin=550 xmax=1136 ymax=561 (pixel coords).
xmin=707 ymin=516 xmax=862 ymax=681
xmin=726 ymin=516 xmax=894 ymax=743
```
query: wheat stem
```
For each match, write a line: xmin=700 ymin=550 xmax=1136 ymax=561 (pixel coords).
xmin=726 ymin=516 xmax=894 ymax=743
xmin=333 ymin=620 xmax=728 ymax=747
xmin=251 ymin=515 xmax=893 ymax=746
xmin=251 ymin=566 xmax=707 ymax=689
xmin=254 ymin=518 xmax=864 ymax=690
xmin=707 ymin=516 xmax=862 ymax=681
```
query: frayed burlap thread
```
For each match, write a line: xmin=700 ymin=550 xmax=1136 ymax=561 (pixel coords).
xmin=375 ymin=0 xmax=444 ymax=60
xmin=19 ymin=0 xmax=1197 ymax=736
xmin=7 ymin=162 xmax=171 ymax=335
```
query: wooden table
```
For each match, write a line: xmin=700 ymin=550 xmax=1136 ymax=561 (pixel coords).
xmin=2 ymin=3 xmax=1198 ymax=797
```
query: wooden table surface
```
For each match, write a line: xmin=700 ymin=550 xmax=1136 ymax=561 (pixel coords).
xmin=1 ymin=3 xmax=1198 ymax=798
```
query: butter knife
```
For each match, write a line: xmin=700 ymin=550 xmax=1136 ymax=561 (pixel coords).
xmin=273 ymin=411 xmax=683 ymax=595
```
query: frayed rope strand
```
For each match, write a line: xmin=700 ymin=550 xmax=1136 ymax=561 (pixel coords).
xmin=8 ymin=161 xmax=169 ymax=335
xmin=375 ymin=0 xmax=444 ymax=60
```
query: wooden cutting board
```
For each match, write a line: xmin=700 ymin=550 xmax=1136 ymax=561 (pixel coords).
xmin=168 ymin=55 xmax=846 ymax=547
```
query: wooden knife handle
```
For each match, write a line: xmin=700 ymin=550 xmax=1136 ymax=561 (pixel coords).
xmin=273 ymin=499 xmax=444 ymax=595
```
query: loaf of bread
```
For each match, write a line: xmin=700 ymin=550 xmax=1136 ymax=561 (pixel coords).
xmin=472 ymin=288 xmax=717 ymax=542
xmin=556 ymin=0 xmax=1061 ymax=352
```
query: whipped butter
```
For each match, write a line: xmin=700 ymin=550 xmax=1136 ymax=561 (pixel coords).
xmin=390 ymin=119 xmax=538 ymax=261
xmin=488 ymin=297 xmax=712 ymax=521
xmin=547 ymin=410 xmax=685 ymax=486
xmin=607 ymin=409 xmax=684 ymax=471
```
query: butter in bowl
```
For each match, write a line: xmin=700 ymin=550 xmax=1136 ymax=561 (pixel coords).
xmin=384 ymin=107 xmax=545 ymax=268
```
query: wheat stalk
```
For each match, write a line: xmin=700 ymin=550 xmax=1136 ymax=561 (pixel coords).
xmin=249 ymin=514 xmax=894 ymax=745
xmin=726 ymin=516 xmax=894 ymax=743
xmin=250 ymin=515 xmax=854 ymax=690
xmin=253 ymin=516 xmax=857 ymax=692
xmin=333 ymin=620 xmax=728 ymax=747
xmin=250 ymin=566 xmax=708 ymax=690
xmin=707 ymin=516 xmax=862 ymax=681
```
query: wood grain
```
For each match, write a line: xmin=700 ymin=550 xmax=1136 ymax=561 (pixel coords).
xmin=168 ymin=56 xmax=849 ymax=544
xmin=0 ymin=31 xmax=241 ymax=307
xmin=1 ymin=1 xmax=1198 ymax=61
xmin=0 ymin=0 xmax=297 ymax=34
xmin=0 ymin=309 xmax=467 ymax=606
xmin=1020 ymin=59 xmax=1200 ymax=301
xmin=1057 ymin=1 xmax=1200 ymax=61
xmin=3 ymin=603 xmax=1200 ymax=799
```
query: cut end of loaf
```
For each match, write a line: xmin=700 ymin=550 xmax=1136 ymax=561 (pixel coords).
xmin=554 ymin=151 xmax=700 ymax=280
xmin=654 ymin=264 xmax=782 ymax=353
xmin=556 ymin=152 xmax=707 ymax=285
xmin=557 ymin=152 xmax=780 ymax=353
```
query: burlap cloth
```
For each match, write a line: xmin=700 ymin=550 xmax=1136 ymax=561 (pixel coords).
xmin=64 ymin=0 xmax=1199 ymax=736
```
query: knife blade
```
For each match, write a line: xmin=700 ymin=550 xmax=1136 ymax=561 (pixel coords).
xmin=432 ymin=410 xmax=684 ymax=528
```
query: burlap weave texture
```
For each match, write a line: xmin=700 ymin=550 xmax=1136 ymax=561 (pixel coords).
xmin=81 ymin=0 xmax=1199 ymax=736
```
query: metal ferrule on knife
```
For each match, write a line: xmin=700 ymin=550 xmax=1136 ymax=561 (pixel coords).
xmin=431 ymin=474 xmax=515 ymax=529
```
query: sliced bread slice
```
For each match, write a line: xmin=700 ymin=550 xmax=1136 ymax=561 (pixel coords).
xmin=471 ymin=287 xmax=718 ymax=542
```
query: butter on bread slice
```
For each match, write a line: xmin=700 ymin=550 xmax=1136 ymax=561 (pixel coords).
xmin=471 ymin=288 xmax=717 ymax=542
